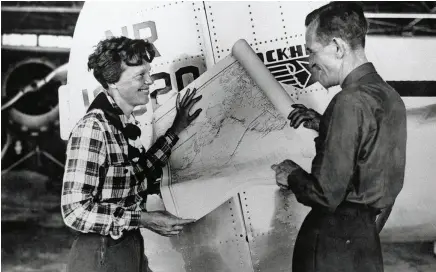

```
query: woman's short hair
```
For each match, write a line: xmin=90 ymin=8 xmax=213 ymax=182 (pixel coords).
xmin=87 ymin=36 xmax=156 ymax=89
xmin=305 ymin=2 xmax=368 ymax=50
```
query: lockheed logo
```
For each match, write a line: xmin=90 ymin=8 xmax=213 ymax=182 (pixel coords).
xmin=257 ymin=44 xmax=316 ymax=89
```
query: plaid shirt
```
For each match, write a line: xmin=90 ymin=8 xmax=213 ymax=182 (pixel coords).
xmin=61 ymin=93 xmax=178 ymax=239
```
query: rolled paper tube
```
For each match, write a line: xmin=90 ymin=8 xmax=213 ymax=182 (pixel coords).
xmin=232 ymin=39 xmax=296 ymax=119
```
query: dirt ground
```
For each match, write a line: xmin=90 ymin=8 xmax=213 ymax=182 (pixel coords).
xmin=2 ymin=219 xmax=435 ymax=272
xmin=1 ymin=170 xmax=435 ymax=271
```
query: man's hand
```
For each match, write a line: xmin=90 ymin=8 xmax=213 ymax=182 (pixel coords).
xmin=169 ymin=88 xmax=202 ymax=135
xmin=271 ymin=159 xmax=300 ymax=190
xmin=288 ymin=104 xmax=321 ymax=132
xmin=140 ymin=210 xmax=196 ymax=237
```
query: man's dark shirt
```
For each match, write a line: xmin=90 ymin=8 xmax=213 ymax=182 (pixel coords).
xmin=289 ymin=62 xmax=407 ymax=212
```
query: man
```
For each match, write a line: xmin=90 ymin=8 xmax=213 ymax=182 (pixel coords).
xmin=271 ymin=2 xmax=407 ymax=272
xmin=61 ymin=37 xmax=202 ymax=272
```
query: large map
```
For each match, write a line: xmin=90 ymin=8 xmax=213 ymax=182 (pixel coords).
xmin=169 ymin=62 xmax=288 ymax=183
xmin=154 ymin=40 xmax=319 ymax=219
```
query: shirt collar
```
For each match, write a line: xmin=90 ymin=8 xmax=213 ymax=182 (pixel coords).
xmin=341 ymin=62 xmax=377 ymax=89
xmin=102 ymin=90 xmax=135 ymax=125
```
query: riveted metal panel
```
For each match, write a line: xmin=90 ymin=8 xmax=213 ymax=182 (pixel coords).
xmin=280 ymin=1 xmax=326 ymax=44
xmin=240 ymin=185 xmax=311 ymax=272
xmin=141 ymin=196 xmax=254 ymax=272
xmin=246 ymin=2 xmax=288 ymax=43
xmin=203 ymin=1 xmax=333 ymax=111
xmin=251 ymin=35 xmax=334 ymax=114
xmin=204 ymin=2 xmax=255 ymax=62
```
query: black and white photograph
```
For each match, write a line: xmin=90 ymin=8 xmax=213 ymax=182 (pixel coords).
xmin=1 ymin=1 xmax=436 ymax=271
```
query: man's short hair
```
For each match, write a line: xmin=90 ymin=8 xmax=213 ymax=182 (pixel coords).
xmin=87 ymin=37 xmax=156 ymax=89
xmin=305 ymin=2 xmax=368 ymax=50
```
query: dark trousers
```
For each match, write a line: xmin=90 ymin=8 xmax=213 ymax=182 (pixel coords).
xmin=292 ymin=203 xmax=383 ymax=272
xmin=66 ymin=229 xmax=153 ymax=272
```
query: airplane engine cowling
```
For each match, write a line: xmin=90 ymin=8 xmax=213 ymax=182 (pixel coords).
xmin=2 ymin=58 xmax=61 ymax=132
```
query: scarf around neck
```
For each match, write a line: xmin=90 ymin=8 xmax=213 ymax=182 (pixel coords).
xmin=87 ymin=91 xmax=161 ymax=194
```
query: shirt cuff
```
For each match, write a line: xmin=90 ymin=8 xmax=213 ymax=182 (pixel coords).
xmin=165 ymin=129 xmax=179 ymax=145
xmin=112 ymin=208 xmax=141 ymax=231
